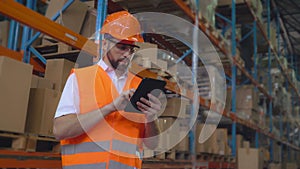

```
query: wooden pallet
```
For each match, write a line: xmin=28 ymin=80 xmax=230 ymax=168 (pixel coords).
xmin=154 ymin=150 xmax=191 ymax=160
xmin=0 ymin=131 xmax=60 ymax=153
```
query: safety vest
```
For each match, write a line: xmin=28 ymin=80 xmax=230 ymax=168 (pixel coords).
xmin=60 ymin=65 xmax=146 ymax=169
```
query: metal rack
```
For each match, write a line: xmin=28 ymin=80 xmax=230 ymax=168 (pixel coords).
xmin=173 ymin=0 xmax=300 ymax=163
xmin=0 ymin=0 xmax=300 ymax=168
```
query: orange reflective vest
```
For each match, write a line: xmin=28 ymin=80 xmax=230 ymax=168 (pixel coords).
xmin=60 ymin=65 xmax=146 ymax=169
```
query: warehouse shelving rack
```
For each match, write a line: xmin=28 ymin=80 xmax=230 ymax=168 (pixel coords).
xmin=173 ymin=0 xmax=300 ymax=165
xmin=0 ymin=0 xmax=300 ymax=168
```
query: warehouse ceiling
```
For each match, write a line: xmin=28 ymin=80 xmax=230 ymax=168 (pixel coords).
xmin=274 ymin=0 xmax=300 ymax=67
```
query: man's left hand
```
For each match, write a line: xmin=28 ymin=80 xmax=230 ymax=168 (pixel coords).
xmin=136 ymin=93 xmax=162 ymax=122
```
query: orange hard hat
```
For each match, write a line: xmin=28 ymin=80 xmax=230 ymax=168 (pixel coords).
xmin=100 ymin=11 xmax=144 ymax=44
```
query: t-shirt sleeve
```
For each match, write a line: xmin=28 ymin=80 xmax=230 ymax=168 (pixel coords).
xmin=54 ymin=73 xmax=80 ymax=118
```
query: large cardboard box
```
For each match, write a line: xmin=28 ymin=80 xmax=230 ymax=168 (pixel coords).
xmin=156 ymin=117 xmax=189 ymax=151
xmin=269 ymin=163 xmax=281 ymax=169
xmin=45 ymin=0 xmax=88 ymax=33
xmin=174 ymin=118 xmax=189 ymax=151
xmin=286 ymin=163 xmax=297 ymax=169
xmin=45 ymin=59 xmax=74 ymax=92
xmin=81 ymin=8 xmax=96 ymax=38
xmin=160 ymin=97 xmax=190 ymax=118
xmin=216 ymin=128 xmax=228 ymax=155
xmin=0 ymin=21 xmax=9 ymax=47
xmin=238 ymin=148 xmax=264 ymax=169
xmin=0 ymin=56 xmax=33 ymax=133
xmin=156 ymin=117 xmax=177 ymax=150
xmin=236 ymin=85 xmax=259 ymax=119
xmin=26 ymin=88 xmax=61 ymax=136
xmin=31 ymin=75 xmax=54 ymax=89
xmin=31 ymin=75 xmax=39 ymax=88
xmin=196 ymin=123 xmax=218 ymax=154
xmin=133 ymin=42 xmax=158 ymax=68
xmin=273 ymin=143 xmax=282 ymax=162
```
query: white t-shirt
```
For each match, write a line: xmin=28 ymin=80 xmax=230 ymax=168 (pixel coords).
xmin=54 ymin=60 xmax=128 ymax=118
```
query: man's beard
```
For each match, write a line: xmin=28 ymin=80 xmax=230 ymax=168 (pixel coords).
xmin=107 ymin=52 xmax=130 ymax=71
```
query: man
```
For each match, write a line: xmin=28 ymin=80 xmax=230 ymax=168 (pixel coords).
xmin=53 ymin=11 xmax=161 ymax=169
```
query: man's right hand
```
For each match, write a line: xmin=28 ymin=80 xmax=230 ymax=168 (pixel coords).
xmin=110 ymin=89 xmax=135 ymax=112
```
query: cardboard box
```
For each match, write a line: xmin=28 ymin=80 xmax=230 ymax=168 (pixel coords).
xmin=236 ymin=85 xmax=259 ymax=110
xmin=236 ymin=85 xmax=259 ymax=119
xmin=156 ymin=117 xmax=177 ymax=150
xmin=134 ymin=42 xmax=158 ymax=66
xmin=196 ymin=123 xmax=218 ymax=154
xmin=273 ymin=143 xmax=281 ymax=162
xmin=81 ymin=8 xmax=96 ymax=38
xmin=38 ymin=78 xmax=54 ymax=89
xmin=243 ymin=141 xmax=250 ymax=148
xmin=45 ymin=0 xmax=88 ymax=34
xmin=269 ymin=163 xmax=281 ymax=169
xmin=238 ymin=148 xmax=264 ymax=169
xmin=216 ymin=128 xmax=228 ymax=155
xmin=174 ymin=118 xmax=189 ymax=151
xmin=26 ymin=88 xmax=61 ymax=136
xmin=154 ymin=59 xmax=168 ymax=71
xmin=45 ymin=59 xmax=74 ymax=91
xmin=31 ymin=75 xmax=39 ymax=88
xmin=31 ymin=75 xmax=54 ymax=89
xmin=0 ymin=56 xmax=33 ymax=133
xmin=237 ymin=134 xmax=244 ymax=149
xmin=286 ymin=163 xmax=297 ymax=169
xmin=0 ymin=21 xmax=9 ymax=47
xmin=156 ymin=117 xmax=190 ymax=151
xmin=160 ymin=97 xmax=190 ymax=118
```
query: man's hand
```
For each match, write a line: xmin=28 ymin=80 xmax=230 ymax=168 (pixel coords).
xmin=137 ymin=93 xmax=162 ymax=122
xmin=111 ymin=89 xmax=135 ymax=112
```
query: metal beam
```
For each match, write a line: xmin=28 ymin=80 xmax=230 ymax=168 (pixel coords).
xmin=0 ymin=0 xmax=98 ymax=57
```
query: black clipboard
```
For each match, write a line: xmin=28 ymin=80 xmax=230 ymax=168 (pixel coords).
xmin=124 ymin=78 xmax=166 ymax=113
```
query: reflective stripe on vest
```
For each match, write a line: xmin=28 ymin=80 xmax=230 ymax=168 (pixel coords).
xmin=112 ymin=139 xmax=138 ymax=155
xmin=63 ymin=163 xmax=106 ymax=169
xmin=61 ymin=65 xmax=144 ymax=169
xmin=62 ymin=140 xmax=139 ymax=156
xmin=61 ymin=141 xmax=110 ymax=155
xmin=109 ymin=160 xmax=135 ymax=169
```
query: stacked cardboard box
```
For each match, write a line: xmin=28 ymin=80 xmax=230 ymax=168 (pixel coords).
xmin=133 ymin=42 xmax=158 ymax=68
xmin=44 ymin=59 xmax=75 ymax=92
xmin=196 ymin=123 xmax=219 ymax=154
xmin=0 ymin=57 xmax=33 ymax=133
xmin=0 ymin=21 xmax=9 ymax=47
xmin=238 ymin=147 xmax=264 ymax=169
xmin=236 ymin=85 xmax=259 ymax=120
xmin=156 ymin=117 xmax=189 ymax=151
xmin=269 ymin=163 xmax=281 ymax=169
xmin=160 ymin=97 xmax=190 ymax=118
xmin=273 ymin=143 xmax=282 ymax=162
xmin=43 ymin=0 xmax=88 ymax=44
xmin=216 ymin=128 xmax=229 ymax=155
xmin=197 ymin=66 xmax=226 ymax=105
xmin=285 ymin=163 xmax=298 ymax=169
xmin=26 ymin=88 xmax=61 ymax=136
xmin=26 ymin=59 xmax=74 ymax=137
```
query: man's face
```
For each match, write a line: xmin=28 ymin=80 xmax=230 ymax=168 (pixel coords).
xmin=106 ymin=40 xmax=136 ymax=71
